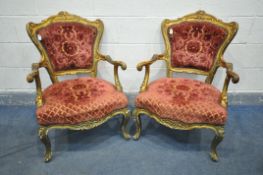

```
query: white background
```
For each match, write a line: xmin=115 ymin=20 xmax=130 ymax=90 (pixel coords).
xmin=0 ymin=0 xmax=262 ymax=93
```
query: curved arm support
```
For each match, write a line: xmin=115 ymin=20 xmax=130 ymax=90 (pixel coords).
xmin=98 ymin=53 xmax=127 ymax=91
xmin=136 ymin=54 xmax=165 ymax=92
xmin=220 ymin=59 xmax=240 ymax=107
xmin=27 ymin=62 xmax=43 ymax=107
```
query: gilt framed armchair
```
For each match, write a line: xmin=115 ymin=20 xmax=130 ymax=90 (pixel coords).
xmin=133 ymin=11 xmax=239 ymax=161
xmin=26 ymin=11 xmax=130 ymax=162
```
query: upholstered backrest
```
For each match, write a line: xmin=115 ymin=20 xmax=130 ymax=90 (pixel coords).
xmin=37 ymin=22 xmax=97 ymax=72
xmin=27 ymin=12 xmax=103 ymax=82
xmin=162 ymin=11 xmax=238 ymax=77
xmin=168 ymin=22 xmax=227 ymax=71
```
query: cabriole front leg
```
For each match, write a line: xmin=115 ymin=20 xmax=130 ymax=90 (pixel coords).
xmin=38 ymin=127 xmax=52 ymax=162
xmin=121 ymin=109 xmax=131 ymax=140
xmin=210 ymin=126 xmax=224 ymax=161
xmin=133 ymin=109 xmax=142 ymax=140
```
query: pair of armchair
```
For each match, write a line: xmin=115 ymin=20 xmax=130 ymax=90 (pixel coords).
xmin=27 ymin=11 xmax=239 ymax=162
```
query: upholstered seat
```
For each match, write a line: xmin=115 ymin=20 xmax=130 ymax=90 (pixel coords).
xmin=136 ymin=78 xmax=227 ymax=125
xmin=37 ymin=77 xmax=128 ymax=125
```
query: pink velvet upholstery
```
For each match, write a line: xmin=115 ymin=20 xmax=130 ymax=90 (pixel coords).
xmin=37 ymin=22 xmax=97 ymax=71
xmin=37 ymin=77 xmax=128 ymax=125
xmin=136 ymin=78 xmax=227 ymax=125
xmin=168 ymin=22 xmax=227 ymax=71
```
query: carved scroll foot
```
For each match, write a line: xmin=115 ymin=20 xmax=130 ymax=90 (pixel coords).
xmin=210 ymin=127 xmax=224 ymax=161
xmin=121 ymin=109 xmax=131 ymax=140
xmin=39 ymin=127 xmax=52 ymax=162
xmin=133 ymin=109 xmax=142 ymax=140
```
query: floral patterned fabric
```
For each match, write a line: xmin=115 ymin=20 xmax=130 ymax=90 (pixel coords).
xmin=37 ymin=77 xmax=128 ymax=125
xmin=168 ymin=22 xmax=227 ymax=71
xmin=37 ymin=22 xmax=97 ymax=71
xmin=136 ymin=78 xmax=227 ymax=125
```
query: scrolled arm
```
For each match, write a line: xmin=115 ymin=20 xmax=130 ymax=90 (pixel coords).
xmin=27 ymin=63 xmax=40 ymax=82
xmin=136 ymin=54 xmax=165 ymax=92
xmin=221 ymin=60 xmax=240 ymax=83
xmin=98 ymin=53 xmax=127 ymax=91
xmin=220 ymin=59 xmax=240 ymax=107
xmin=27 ymin=63 xmax=43 ymax=107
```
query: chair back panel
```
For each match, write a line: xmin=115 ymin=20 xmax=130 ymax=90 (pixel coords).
xmin=27 ymin=12 xmax=104 ymax=82
xmin=37 ymin=22 xmax=97 ymax=72
xmin=168 ymin=21 xmax=227 ymax=71
xmin=162 ymin=11 xmax=238 ymax=81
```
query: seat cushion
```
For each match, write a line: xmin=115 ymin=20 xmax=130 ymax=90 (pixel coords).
xmin=37 ymin=77 xmax=128 ymax=125
xmin=136 ymin=78 xmax=227 ymax=125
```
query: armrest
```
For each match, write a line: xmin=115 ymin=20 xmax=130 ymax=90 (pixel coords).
xmin=98 ymin=53 xmax=127 ymax=91
xmin=220 ymin=59 xmax=240 ymax=107
xmin=220 ymin=60 xmax=239 ymax=83
xmin=136 ymin=54 xmax=165 ymax=92
xmin=27 ymin=63 xmax=43 ymax=107
xmin=137 ymin=54 xmax=164 ymax=71
xmin=27 ymin=63 xmax=40 ymax=82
